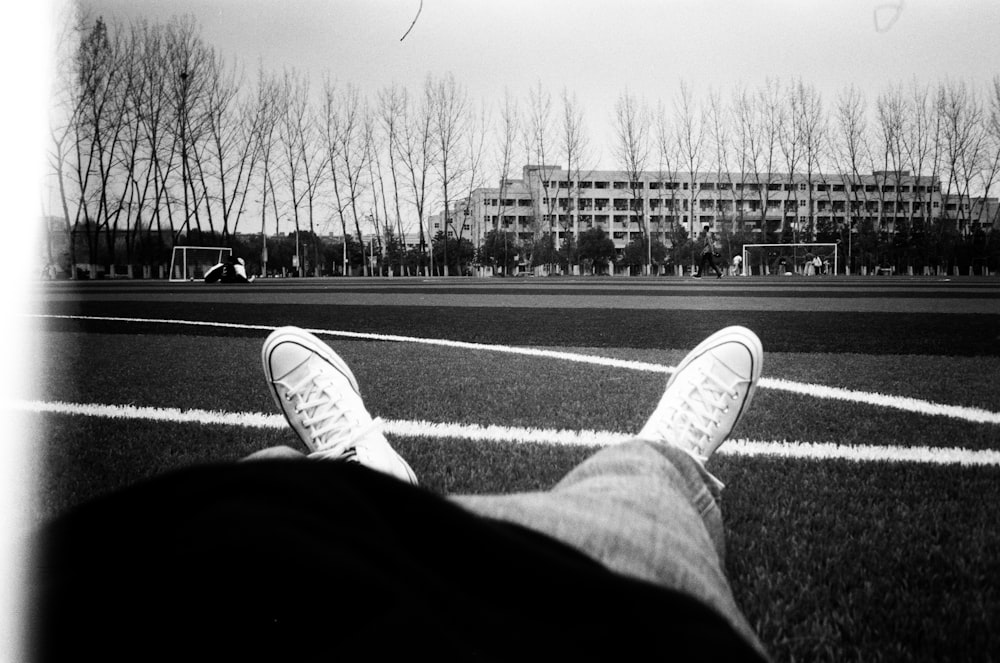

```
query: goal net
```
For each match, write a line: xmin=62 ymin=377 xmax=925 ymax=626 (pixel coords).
xmin=168 ymin=246 xmax=232 ymax=282
xmin=741 ymin=243 xmax=838 ymax=276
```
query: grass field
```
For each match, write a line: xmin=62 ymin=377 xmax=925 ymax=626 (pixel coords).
xmin=23 ymin=275 xmax=1000 ymax=662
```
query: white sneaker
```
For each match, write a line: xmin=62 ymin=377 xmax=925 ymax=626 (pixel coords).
xmin=261 ymin=326 xmax=418 ymax=485
xmin=638 ymin=326 xmax=763 ymax=464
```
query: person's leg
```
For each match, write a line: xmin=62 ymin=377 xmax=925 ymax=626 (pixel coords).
xmin=257 ymin=325 xmax=766 ymax=655
xmin=453 ymin=326 xmax=765 ymax=655
xmin=260 ymin=326 xmax=418 ymax=484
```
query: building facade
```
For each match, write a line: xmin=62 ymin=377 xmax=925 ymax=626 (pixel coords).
xmin=441 ymin=164 xmax=996 ymax=257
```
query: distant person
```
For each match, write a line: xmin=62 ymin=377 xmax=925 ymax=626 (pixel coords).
xmin=30 ymin=325 xmax=770 ymax=662
xmin=732 ymin=253 xmax=744 ymax=276
xmin=696 ymin=231 xmax=723 ymax=279
xmin=812 ymin=255 xmax=822 ymax=276
xmin=204 ymin=255 xmax=254 ymax=283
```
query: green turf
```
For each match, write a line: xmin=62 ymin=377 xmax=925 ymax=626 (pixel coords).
xmin=26 ymin=280 xmax=1000 ymax=662
xmin=41 ymin=299 xmax=1000 ymax=355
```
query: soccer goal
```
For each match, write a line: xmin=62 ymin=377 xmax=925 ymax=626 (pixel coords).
xmin=168 ymin=246 xmax=232 ymax=282
xmin=741 ymin=243 xmax=838 ymax=276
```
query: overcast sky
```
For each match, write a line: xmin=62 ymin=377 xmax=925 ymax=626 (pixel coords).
xmin=68 ymin=0 xmax=1000 ymax=170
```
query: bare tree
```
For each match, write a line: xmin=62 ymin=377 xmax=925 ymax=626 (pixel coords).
xmin=938 ymin=79 xmax=987 ymax=232
xmin=488 ymin=88 xmax=521 ymax=274
xmin=981 ymin=76 xmax=1000 ymax=228
xmin=290 ymin=75 xmax=329 ymax=276
xmin=796 ymin=80 xmax=827 ymax=239
xmin=164 ymin=15 xmax=213 ymax=243
xmin=706 ymin=88 xmax=734 ymax=243
xmin=655 ymin=101 xmax=691 ymax=272
xmin=728 ymin=85 xmax=755 ymax=232
xmin=365 ymin=110 xmax=389 ymax=272
xmin=71 ymin=14 xmax=125 ymax=270
xmin=200 ymin=52 xmax=259 ymax=241
xmin=777 ymin=79 xmax=806 ymax=238
xmin=831 ymin=84 xmax=871 ymax=269
xmin=131 ymin=20 xmax=179 ymax=265
xmin=613 ymin=88 xmax=651 ymax=272
xmin=250 ymin=65 xmax=283 ymax=275
xmin=396 ymin=80 xmax=437 ymax=274
xmin=749 ymin=79 xmax=784 ymax=233
xmin=523 ymin=80 xmax=556 ymax=246
xmin=430 ymin=72 xmax=469 ymax=275
xmin=674 ymin=81 xmax=706 ymax=237
xmin=323 ymin=80 xmax=371 ymax=275
xmin=377 ymin=84 xmax=409 ymax=273
xmin=902 ymin=80 xmax=940 ymax=232
xmin=559 ymin=87 xmax=592 ymax=271
xmin=49 ymin=1 xmax=90 ymax=276
xmin=461 ymin=98 xmax=490 ymax=245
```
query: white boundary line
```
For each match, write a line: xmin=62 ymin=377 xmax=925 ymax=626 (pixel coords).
xmin=13 ymin=399 xmax=1000 ymax=467
xmin=31 ymin=313 xmax=1000 ymax=426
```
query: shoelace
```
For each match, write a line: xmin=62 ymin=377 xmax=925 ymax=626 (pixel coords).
xmin=655 ymin=365 xmax=745 ymax=459
xmin=283 ymin=368 xmax=381 ymax=460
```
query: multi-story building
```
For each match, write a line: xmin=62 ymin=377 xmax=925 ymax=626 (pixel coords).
xmin=443 ymin=164 xmax=995 ymax=257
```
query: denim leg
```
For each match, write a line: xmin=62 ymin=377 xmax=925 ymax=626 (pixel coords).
xmin=451 ymin=439 xmax=765 ymax=656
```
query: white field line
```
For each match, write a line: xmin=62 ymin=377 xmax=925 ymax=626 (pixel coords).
xmin=13 ymin=399 xmax=1000 ymax=467
xmin=31 ymin=313 xmax=1000 ymax=426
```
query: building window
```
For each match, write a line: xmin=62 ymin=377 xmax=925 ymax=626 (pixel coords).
xmin=798 ymin=183 xmax=806 ymax=191
xmin=799 ymin=199 xmax=806 ymax=207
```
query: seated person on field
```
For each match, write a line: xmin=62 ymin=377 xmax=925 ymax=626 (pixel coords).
xmin=29 ymin=325 xmax=770 ymax=662
xmin=204 ymin=255 xmax=253 ymax=283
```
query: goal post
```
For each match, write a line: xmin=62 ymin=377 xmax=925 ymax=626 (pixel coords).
xmin=741 ymin=243 xmax=838 ymax=276
xmin=168 ymin=246 xmax=232 ymax=282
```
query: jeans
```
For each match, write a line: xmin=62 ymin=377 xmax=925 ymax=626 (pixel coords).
xmin=700 ymin=252 xmax=722 ymax=276
xmin=452 ymin=439 xmax=768 ymax=658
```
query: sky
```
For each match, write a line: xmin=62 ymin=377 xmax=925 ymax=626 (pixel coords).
xmin=64 ymin=0 xmax=1000 ymax=171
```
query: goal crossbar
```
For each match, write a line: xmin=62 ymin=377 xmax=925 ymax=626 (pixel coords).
xmin=741 ymin=243 xmax=838 ymax=276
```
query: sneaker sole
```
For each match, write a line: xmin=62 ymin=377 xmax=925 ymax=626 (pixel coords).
xmin=667 ymin=326 xmax=763 ymax=441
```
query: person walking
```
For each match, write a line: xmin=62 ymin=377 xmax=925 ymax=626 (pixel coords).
xmin=696 ymin=230 xmax=723 ymax=279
